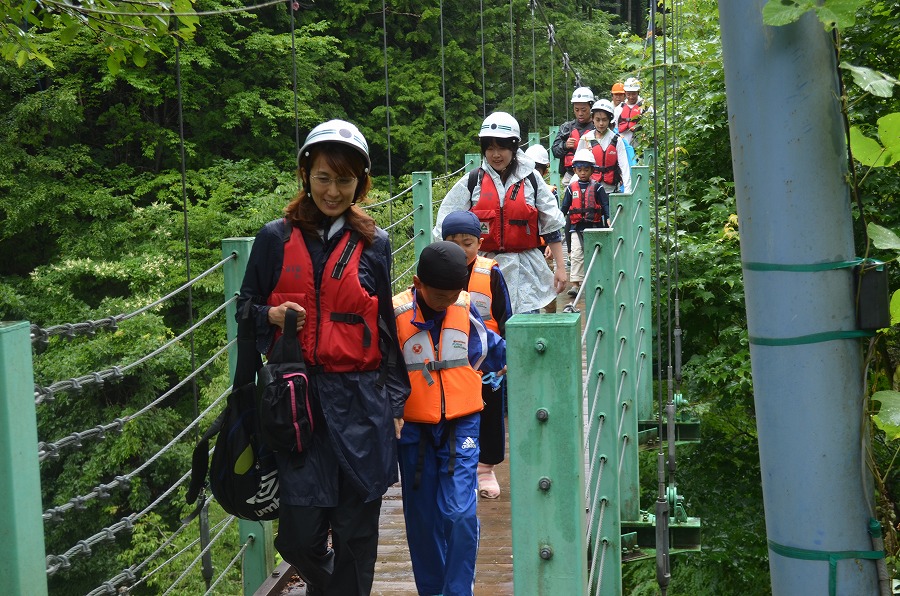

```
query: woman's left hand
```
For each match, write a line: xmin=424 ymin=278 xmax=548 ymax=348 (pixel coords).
xmin=394 ymin=417 xmax=404 ymax=439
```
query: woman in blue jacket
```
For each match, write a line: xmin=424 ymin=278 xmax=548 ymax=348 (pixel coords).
xmin=237 ymin=120 xmax=410 ymax=596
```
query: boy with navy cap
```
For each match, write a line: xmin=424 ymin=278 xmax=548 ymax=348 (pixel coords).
xmin=441 ymin=211 xmax=512 ymax=500
xmin=392 ymin=240 xmax=506 ymax=596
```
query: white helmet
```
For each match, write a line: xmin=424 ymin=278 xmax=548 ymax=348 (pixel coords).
xmin=623 ymin=77 xmax=641 ymax=92
xmin=524 ymin=144 xmax=550 ymax=166
xmin=479 ymin=111 xmax=521 ymax=141
xmin=298 ymin=119 xmax=370 ymax=171
xmin=591 ymin=99 xmax=615 ymax=117
xmin=572 ymin=148 xmax=596 ymax=166
xmin=570 ymin=87 xmax=595 ymax=104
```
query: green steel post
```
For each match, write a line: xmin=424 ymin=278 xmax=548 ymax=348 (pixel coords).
xmin=464 ymin=153 xmax=480 ymax=173
xmin=222 ymin=239 xmax=276 ymax=595
xmin=549 ymin=126 xmax=561 ymax=191
xmin=0 ymin=322 xmax=48 ymax=596
xmin=528 ymin=132 xmax=540 ymax=149
xmin=412 ymin=172 xmax=433 ymax=259
xmin=630 ymin=167 xmax=653 ymax=423
xmin=610 ymin=193 xmax=641 ymax=520
xmin=508 ymin=313 xmax=587 ymax=595
xmin=581 ymin=231 xmax=623 ymax=596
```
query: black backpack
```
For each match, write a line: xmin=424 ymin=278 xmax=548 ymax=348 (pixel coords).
xmin=186 ymin=303 xmax=280 ymax=521
xmin=257 ymin=308 xmax=314 ymax=456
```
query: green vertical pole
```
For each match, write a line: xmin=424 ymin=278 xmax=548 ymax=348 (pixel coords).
xmin=0 ymin=321 xmax=48 ymax=596
xmin=548 ymin=126 xmax=561 ymax=191
xmin=528 ymin=132 xmax=540 ymax=149
xmin=222 ymin=239 xmax=276 ymax=595
xmin=610 ymin=191 xmax=641 ymax=522
xmin=630 ymin=167 xmax=653 ymax=423
xmin=508 ymin=313 xmax=587 ymax=595
xmin=582 ymin=231 xmax=623 ymax=596
xmin=464 ymin=153 xmax=480 ymax=173
xmin=412 ymin=172 xmax=433 ymax=259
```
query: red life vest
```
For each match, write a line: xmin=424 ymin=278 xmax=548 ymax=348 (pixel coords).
xmin=618 ymin=101 xmax=643 ymax=133
xmin=268 ymin=223 xmax=381 ymax=372
xmin=471 ymin=171 xmax=541 ymax=253
xmin=567 ymin=180 xmax=605 ymax=225
xmin=467 ymin=255 xmax=500 ymax=336
xmin=562 ymin=127 xmax=582 ymax=168
xmin=392 ymin=290 xmax=484 ymax=424
xmin=587 ymin=135 xmax=621 ymax=185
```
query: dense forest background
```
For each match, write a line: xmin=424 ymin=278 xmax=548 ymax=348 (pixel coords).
xmin=2 ymin=0 xmax=899 ymax=594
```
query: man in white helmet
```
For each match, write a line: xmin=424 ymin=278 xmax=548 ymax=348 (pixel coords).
xmin=614 ymin=77 xmax=652 ymax=146
xmin=552 ymin=86 xmax=596 ymax=185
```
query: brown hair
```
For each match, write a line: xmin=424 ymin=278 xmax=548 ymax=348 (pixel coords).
xmin=285 ymin=142 xmax=377 ymax=245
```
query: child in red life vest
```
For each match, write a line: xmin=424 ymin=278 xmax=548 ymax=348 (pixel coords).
xmin=393 ymin=241 xmax=506 ymax=596
xmin=441 ymin=210 xmax=512 ymax=500
xmin=560 ymin=149 xmax=610 ymax=299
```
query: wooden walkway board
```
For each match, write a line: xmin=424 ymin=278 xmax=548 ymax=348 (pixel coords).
xmin=274 ymin=457 xmax=514 ymax=596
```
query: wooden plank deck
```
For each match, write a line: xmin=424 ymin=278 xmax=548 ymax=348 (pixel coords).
xmin=271 ymin=452 xmax=515 ymax=596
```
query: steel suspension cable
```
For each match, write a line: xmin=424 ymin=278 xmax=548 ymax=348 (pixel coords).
xmin=509 ymin=0 xmax=515 ymax=115
xmin=289 ymin=0 xmax=300 ymax=159
xmin=174 ymin=43 xmax=200 ymax=429
xmin=439 ymin=0 xmax=449 ymax=173
xmin=530 ymin=0 xmax=538 ymax=130
xmin=480 ymin=0 xmax=486 ymax=118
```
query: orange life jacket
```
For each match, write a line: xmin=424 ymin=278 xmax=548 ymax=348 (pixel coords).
xmin=393 ymin=289 xmax=484 ymax=423
xmin=467 ymin=255 xmax=500 ymax=336
xmin=471 ymin=171 xmax=541 ymax=253
xmin=268 ymin=224 xmax=381 ymax=372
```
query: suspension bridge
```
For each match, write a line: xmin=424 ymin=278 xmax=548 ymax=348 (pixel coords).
xmin=1 ymin=140 xmax=705 ymax=595
xmin=4 ymin=0 xmax=890 ymax=593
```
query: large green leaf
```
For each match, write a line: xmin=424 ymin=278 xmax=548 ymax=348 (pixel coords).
xmin=867 ymin=222 xmax=900 ymax=251
xmin=850 ymin=126 xmax=889 ymax=167
xmin=762 ymin=0 xmax=815 ymax=26
xmin=841 ymin=62 xmax=900 ymax=98
xmin=814 ymin=0 xmax=861 ymax=29
xmin=873 ymin=390 xmax=900 ymax=441
xmin=890 ymin=291 xmax=900 ymax=326
xmin=878 ymin=113 xmax=900 ymax=167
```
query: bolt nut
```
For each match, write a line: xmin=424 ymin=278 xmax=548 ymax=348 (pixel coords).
xmin=538 ymin=477 xmax=552 ymax=491
xmin=540 ymin=545 xmax=553 ymax=560
xmin=536 ymin=408 xmax=549 ymax=422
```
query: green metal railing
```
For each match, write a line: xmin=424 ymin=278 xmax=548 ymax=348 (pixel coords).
xmin=0 ymin=134 xmax=687 ymax=596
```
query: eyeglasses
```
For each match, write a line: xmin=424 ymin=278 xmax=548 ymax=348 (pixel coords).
xmin=310 ymin=175 xmax=357 ymax=188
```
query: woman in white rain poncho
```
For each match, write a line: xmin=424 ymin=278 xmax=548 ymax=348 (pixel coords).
xmin=433 ymin=111 xmax=567 ymax=314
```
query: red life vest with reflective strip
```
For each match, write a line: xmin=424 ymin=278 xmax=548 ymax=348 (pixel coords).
xmin=567 ymin=180 xmax=605 ymax=225
xmin=268 ymin=224 xmax=381 ymax=372
xmin=392 ymin=290 xmax=484 ymax=423
xmin=587 ymin=135 xmax=621 ymax=185
xmin=618 ymin=102 xmax=643 ymax=133
xmin=563 ymin=127 xmax=582 ymax=168
xmin=471 ymin=172 xmax=541 ymax=253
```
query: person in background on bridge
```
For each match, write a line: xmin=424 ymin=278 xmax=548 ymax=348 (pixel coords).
xmin=578 ymin=99 xmax=632 ymax=195
xmin=615 ymin=77 xmax=651 ymax=147
xmin=561 ymin=148 xmax=610 ymax=299
xmin=441 ymin=210 xmax=512 ymax=500
xmin=393 ymin=241 xmax=506 ymax=596
xmin=610 ymin=81 xmax=626 ymax=113
xmin=524 ymin=143 xmax=561 ymax=314
xmin=433 ymin=111 xmax=567 ymax=316
xmin=551 ymin=86 xmax=595 ymax=186
xmin=237 ymin=119 xmax=410 ymax=596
